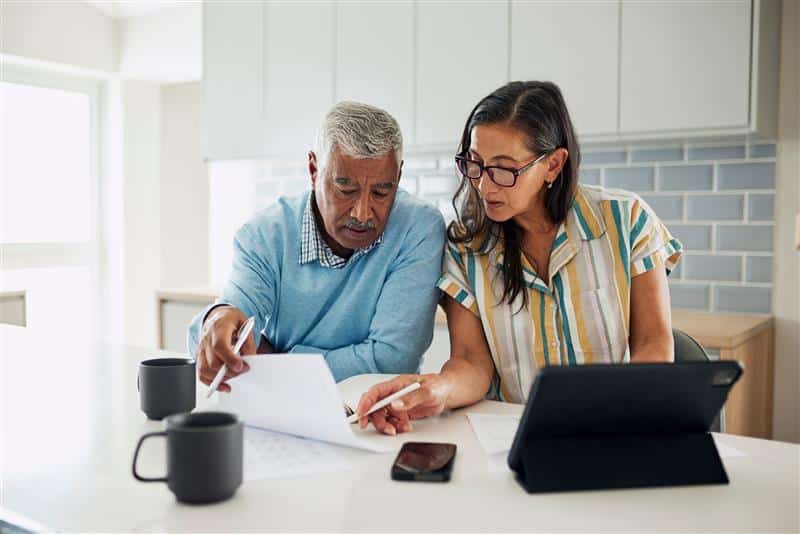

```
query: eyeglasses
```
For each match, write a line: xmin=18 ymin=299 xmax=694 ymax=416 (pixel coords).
xmin=454 ymin=153 xmax=548 ymax=188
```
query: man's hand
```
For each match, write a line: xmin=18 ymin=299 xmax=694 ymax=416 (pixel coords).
xmin=196 ymin=306 xmax=258 ymax=392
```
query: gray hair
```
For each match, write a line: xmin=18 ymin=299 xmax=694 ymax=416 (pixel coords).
xmin=316 ymin=101 xmax=403 ymax=170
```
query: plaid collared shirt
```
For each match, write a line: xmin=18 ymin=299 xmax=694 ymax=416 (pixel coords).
xmin=299 ymin=193 xmax=383 ymax=269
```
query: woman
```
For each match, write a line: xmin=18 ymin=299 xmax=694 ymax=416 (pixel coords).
xmin=357 ymin=81 xmax=682 ymax=435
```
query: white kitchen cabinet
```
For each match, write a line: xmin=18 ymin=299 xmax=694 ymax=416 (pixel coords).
xmin=264 ymin=1 xmax=335 ymax=160
xmin=336 ymin=1 xmax=415 ymax=147
xmin=619 ymin=0 xmax=751 ymax=134
xmin=510 ymin=1 xmax=619 ymax=138
xmin=203 ymin=1 xmax=264 ymax=160
xmin=415 ymin=1 xmax=509 ymax=148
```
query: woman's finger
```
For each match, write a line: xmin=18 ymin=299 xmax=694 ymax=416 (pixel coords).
xmin=369 ymin=409 xmax=396 ymax=436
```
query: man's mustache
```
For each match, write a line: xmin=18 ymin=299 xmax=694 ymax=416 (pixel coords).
xmin=345 ymin=218 xmax=376 ymax=231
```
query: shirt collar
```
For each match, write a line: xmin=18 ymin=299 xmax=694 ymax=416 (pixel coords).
xmin=493 ymin=186 xmax=606 ymax=290
xmin=299 ymin=193 xmax=383 ymax=269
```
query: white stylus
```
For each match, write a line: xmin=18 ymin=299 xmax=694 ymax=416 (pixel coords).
xmin=206 ymin=316 xmax=255 ymax=398
xmin=346 ymin=382 xmax=421 ymax=424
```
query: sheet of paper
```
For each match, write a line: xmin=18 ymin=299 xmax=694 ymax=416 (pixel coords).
xmin=244 ymin=426 xmax=351 ymax=481
xmin=467 ymin=413 xmax=748 ymax=462
xmin=714 ymin=440 xmax=747 ymax=458
xmin=218 ymin=354 xmax=395 ymax=453
xmin=466 ymin=413 xmax=520 ymax=455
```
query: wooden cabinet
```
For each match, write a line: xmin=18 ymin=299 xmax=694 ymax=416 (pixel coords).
xmin=672 ymin=310 xmax=775 ymax=439
xmin=619 ymin=0 xmax=751 ymax=134
xmin=336 ymin=1 xmax=415 ymax=146
xmin=203 ymin=1 xmax=264 ymax=160
xmin=415 ymin=1 xmax=508 ymax=148
xmin=510 ymin=1 xmax=619 ymax=137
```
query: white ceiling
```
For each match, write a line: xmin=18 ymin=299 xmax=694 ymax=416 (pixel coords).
xmin=84 ymin=0 xmax=193 ymax=19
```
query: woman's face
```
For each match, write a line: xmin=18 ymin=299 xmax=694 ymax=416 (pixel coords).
xmin=467 ymin=122 xmax=562 ymax=223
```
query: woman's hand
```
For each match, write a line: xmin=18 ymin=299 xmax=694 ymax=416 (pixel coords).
xmin=355 ymin=373 xmax=453 ymax=435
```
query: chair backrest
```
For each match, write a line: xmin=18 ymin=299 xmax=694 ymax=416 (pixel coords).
xmin=673 ymin=328 xmax=709 ymax=362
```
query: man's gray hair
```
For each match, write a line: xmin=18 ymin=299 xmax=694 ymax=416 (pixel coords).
xmin=316 ymin=101 xmax=403 ymax=169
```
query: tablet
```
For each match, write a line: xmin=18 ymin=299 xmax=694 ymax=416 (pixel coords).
xmin=507 ymin=360 xmax=742 ymax=474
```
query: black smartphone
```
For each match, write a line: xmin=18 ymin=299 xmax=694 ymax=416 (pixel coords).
xmin=391 ymin=442 xmax=456 ymax=482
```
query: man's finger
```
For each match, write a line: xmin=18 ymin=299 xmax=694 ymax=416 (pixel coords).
xmin=240 ymin=332 xmax=258 ymax=356
xmin=211 ymin=332 xmax=244 ymax=372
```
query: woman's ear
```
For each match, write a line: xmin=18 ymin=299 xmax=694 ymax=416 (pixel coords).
xmin=547 ymin=148 xmax=569 ymax=182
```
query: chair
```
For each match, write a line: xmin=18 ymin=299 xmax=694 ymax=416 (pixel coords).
xmin=673 ymin=328 xmax=709 ymax=362
xmin=673 ymin=328 xmax=723 ymax=432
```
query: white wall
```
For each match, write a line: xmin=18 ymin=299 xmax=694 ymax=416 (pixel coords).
xmin=160 ymin=82 xmax=209 ymax=290
xmin=122 ymin=81 xmax=161 ymax=348
xmin=118 ymin=4 xmax=202 ymax=83
xmin=0 ymin=1 xmax=118 ymax=72
xmin=773 ymin=0 xmax=800 ymax=444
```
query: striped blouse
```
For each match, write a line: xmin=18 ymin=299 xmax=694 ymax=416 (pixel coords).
xmin=437 ymin=184 xmax=683 ymax=404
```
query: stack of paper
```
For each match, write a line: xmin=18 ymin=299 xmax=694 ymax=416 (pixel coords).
xmin=218 ymin=353 xmax=396 ymax=453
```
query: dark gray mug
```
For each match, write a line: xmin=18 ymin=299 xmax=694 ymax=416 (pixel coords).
xmin=138 ymin=357 xmax=196 ymax=420
xmin=132 ymin=412 xmax=243 ymax=504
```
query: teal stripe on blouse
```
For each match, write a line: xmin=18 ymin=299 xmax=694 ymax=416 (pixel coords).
xmin=611 ymin=201 xmax=630 ymax=281
xmin=629 ymin=208 xmax=648 ymax=247
xmin=539 ymin=292 xmax=549 ymax=366
xmin=553 ymin=273 xmax=577 ymax=365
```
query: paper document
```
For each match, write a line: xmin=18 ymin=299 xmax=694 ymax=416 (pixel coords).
xmin=467 ymin=413 xmax=748 ymax=461
xmin=467 ymin=413 xmax=520 ymax=455
xmin=244 ymin=426 xmax=351 ymax=481
xmin=219 ymin=354 xmax=395 ymax=453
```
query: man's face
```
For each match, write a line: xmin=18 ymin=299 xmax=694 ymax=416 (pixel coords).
xmin=309 ymin=146 xmax=402 ymax=255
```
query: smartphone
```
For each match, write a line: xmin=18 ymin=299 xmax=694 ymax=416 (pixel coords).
xmin=391 ymin=442 xmax=456 ymax=482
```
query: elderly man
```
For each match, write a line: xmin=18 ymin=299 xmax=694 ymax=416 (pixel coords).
xmin=188 ymin=101 xmax=445 ymax=391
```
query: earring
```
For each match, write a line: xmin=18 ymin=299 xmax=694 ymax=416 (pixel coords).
xmin=547 ymin=182 xmax=553 ymax=189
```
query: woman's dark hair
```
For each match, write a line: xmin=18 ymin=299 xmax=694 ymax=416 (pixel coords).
xmin=448 ymin=81 xmax=581 ymax=310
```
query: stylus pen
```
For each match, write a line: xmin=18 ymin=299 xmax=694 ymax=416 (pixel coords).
xmin=206 ymin=316 xmax=255 ymax=398
xmin=346 ymin=382 xmax=421 ymax=424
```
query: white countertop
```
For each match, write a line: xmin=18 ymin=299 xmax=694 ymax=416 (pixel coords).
xmin=1 ymin=326 xmax=798 ymax=532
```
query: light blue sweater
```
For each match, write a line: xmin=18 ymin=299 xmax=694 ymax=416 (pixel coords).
xmin=187 ymin=190 xmax=445 ymax=381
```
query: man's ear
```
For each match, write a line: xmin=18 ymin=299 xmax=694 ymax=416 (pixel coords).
xmin=308 ymin=151 xmax=318 ymax=188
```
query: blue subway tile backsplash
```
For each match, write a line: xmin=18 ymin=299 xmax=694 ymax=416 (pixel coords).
xmin=746 ymin=256 xmax=773 ymax=283
xmin=251 ymin=139 xmax=775 ymax=314
xmin=687 ymin=145 xmax=746 ymax=161
xmin=631 ymin=147 xmax=684 ymax=163
xmin=716 ymin=225 xmax=774 ymax=252
xmin=604 ymin=166 xmax=655 ymax=191
xmin=640 ymin=195 xmax=684 ymax=221
xmin=748 ymin=194 xmax=775 ymax=221
xmin=669 ymin=224 xmax=712 ymax=250
xmin=683 ymin=254 xmax=742 ymax=282
xmin=686 ymin=195 xmax=744 ymax=221
xmin=660 ymin=164 xmax=713 ymax=191
xmin=715 ymin=286 xmax=772 ymax=314
xmin=718 ymin=162 xmax=775 ymax=190
xmin=582 ymin=150 xmax=627 ymax=165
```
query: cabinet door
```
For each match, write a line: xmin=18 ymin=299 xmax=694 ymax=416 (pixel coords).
xmin=416 ymin=1 xmax=509 ymax=148
xmin=510 ymin=1 xmax=618 ymax=138
xmin=264 ymin=2 xmax=335 ymax=160
xmin=336 ymin=2 xmax=415 ymax=147
xmin=203 ymin=2 xmax=264 ymax=160
xmin=619 ymin=0 xmax=751 ymax=134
